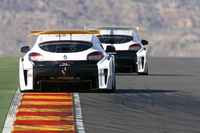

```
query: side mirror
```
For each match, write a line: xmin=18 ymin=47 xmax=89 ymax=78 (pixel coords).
xmin=141 ymin=40 xmax=148 ymax=45
xmin=106 ymin=45 xmax=115 ymax=52
xmin=21 ymin=46 xmax=30 ymax=53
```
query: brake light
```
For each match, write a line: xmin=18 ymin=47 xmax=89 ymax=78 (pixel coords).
xmin=129 ymin=44 xmax=141 ymax=51
xmin=29 ymin=52 xmax=44 ymax=61
xmin=87 ymin=51 xmax=104 ymax=60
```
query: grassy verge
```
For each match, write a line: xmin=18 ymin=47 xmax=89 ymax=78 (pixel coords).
xmin=0 ymin=56 xmax=20 ymax=132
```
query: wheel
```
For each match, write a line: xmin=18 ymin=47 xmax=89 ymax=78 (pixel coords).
xmin=136 ymin=63 xmax=148 ymax=75
xmin=107 ymin=66 xmax=116 ymax=93
xmin=138 ymin=71 xmax=148 ymax=75
xmin=112 ymin=74 xmax=116 ymax=91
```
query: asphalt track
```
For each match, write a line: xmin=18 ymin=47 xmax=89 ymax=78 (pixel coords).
xmin=4 ymin=57 xmax=200 ymax=133
xmin=79 ymin=57 xmax=200 ymax=133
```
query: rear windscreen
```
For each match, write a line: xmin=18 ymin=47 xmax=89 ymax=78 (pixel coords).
xmin=39 ymin=41 xmax=93 ymax=53
xmin=97 ymin=35 xmax=133 ymax=44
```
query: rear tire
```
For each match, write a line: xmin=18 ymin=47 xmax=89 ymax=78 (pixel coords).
xmin=136 ymin=63 xmax=148 ymax=75
xmin=107 ymin=67 xmax=116 ymax=93
xmin=138 ymin=71 xmax=148 ymax=75
xmin=112 ymin=74 xmax=116 ymax=91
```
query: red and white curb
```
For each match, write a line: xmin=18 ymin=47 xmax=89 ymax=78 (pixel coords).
xmin=2 ymin=88 xmax=85 ymax=133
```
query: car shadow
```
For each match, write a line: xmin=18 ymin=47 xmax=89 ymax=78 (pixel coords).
xmin=148 ymin=74 xmax=194 ymax=76
xmin=23 ymin=88 xmax=178 ymax=94
xmin=114 ymin=89 xmax=178 ymax=94
xmin=116 ymin=73 xmax=194 ymax=76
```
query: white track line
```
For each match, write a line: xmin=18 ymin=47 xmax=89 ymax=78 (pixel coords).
xmin=2 ymin=88 xmax=22 ymax=133
xmin=73 ymin=92 xmax=85 ymax=133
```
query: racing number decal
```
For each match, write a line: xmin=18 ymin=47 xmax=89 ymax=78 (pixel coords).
xmin=12 ymin=93 xmax=75 ymax=133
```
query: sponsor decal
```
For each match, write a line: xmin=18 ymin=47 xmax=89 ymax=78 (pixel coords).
xmin=27 ymin=73 xmax=32 ymax=77
xmin=58 ymin=61 xmax=72 ymax=66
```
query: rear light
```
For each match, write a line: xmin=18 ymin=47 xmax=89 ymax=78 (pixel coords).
xmin=129 ymin=44 xmax=141 ymax=51
xmin=29 ymin=52 xmax=44 ymax=61
xmin=87 ymin=51 xmax=104 ymax=60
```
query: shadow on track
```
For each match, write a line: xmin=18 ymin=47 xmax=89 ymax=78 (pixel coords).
xmin=148 ymin=74 xmax=194 ymax=76
xmin=116 ymin=73 xmax=194 ymax=76
xmin=114 ymin=89 xmax=178 ymax=93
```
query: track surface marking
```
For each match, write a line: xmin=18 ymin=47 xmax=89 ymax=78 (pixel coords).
xmin=12 ymin=92 xmax=75 ymax=133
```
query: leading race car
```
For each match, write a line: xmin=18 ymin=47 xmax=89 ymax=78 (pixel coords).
xmin=85 ymin=26 xmax=149 ymax=75
xmin=19 ymin=30 xmax=115 ymax=92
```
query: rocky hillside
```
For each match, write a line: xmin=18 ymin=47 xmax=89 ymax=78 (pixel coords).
xmin=0 ymin=0 xmax=200 ymax=57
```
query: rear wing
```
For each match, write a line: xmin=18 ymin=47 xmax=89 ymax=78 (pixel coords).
xmin=84 ymin=26 xmax=140 ymax=31
xmin=28 ymin=29 xmax=100 ymax=37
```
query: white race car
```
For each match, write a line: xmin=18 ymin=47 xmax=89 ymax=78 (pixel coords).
xmin=19 ymin=30 xmax=115 ymax=92
xmin=85 ymin=26 xmax=149 ymax=75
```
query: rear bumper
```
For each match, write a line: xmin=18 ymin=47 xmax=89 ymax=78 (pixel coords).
xmin=108 ymin=51 xmax=137 ymax=73
xmin=33 ymin=65 xmax=98 ymax=91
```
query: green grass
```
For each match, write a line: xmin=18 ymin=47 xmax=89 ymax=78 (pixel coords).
xmin=0 ymin=56 xmax=20 ymax=132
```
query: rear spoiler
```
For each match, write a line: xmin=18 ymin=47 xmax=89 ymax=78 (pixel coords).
xmin=27 ymin=29 xmax=100 ymax=37
xmin=84 ymin=26 xmax=140 ymax=31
